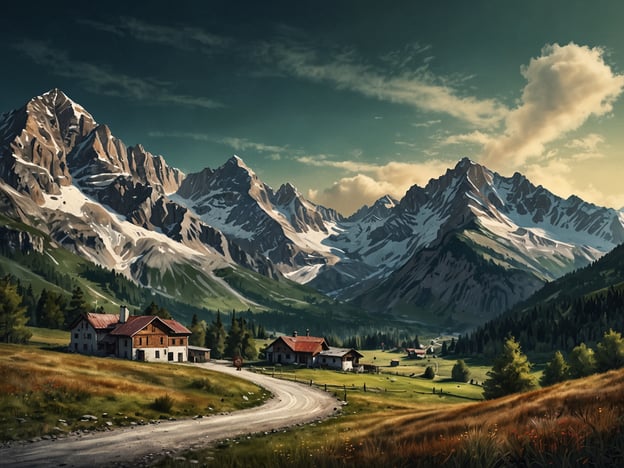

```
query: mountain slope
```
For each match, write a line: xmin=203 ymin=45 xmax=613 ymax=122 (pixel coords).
xmin=343 ymin=159 xmax=624 ymax=327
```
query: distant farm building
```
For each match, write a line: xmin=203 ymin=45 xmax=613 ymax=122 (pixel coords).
xmin=70 ymin=306 xmax=192 ymax=362
xmin=265 ymin=331 xmax=363 ymax=370
xmin=406 ymin=347 xmax=427 ymax=359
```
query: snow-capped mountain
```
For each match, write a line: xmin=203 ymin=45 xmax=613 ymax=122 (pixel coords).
xmin=2 ymin=90 xmax=623 ymax=329
xmin=0 ymin=89 xmax=279 ymax=310
xmin=339 ymin=158 xmax=624 ymax=326
xmin=173 ymin=155 xmax=345 ymax=275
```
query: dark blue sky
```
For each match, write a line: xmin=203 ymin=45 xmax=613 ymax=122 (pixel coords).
xmin=3 ymin=1 xmax=624 ymax=214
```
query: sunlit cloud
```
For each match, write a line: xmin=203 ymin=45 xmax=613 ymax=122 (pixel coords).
xmin=481 ymin=43 xmax=624 ymax=170
xmin=15 ymin=40 xmax=223 ymax=109
xmin=299 ymin=156 xmax=452 ymax=215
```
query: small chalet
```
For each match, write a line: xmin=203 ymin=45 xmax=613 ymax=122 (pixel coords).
xmin=406 ymin=347 xmax=427 ymax=359
xmin=70 ymin=305 xmax=192 ymax=362
xmin=265 ymin=331 xmax=329 ymax=367
xmin=317 ymin=347 xmax=363 ymax=371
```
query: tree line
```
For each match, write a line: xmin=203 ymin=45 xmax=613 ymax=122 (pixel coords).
xmin=188 ymin=311 xmax=266 ymax=361
xmin=453 ymin=286 xmax=624 ymax=357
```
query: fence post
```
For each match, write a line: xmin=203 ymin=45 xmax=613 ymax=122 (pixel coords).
xmin=343 ymin=385 xmax=347 ymax=402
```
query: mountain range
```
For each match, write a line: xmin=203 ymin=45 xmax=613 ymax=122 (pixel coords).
xmin=1 ymin=89 xmax=623 ymax=331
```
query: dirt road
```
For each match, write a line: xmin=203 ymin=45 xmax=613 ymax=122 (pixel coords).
xmin=0 ymin=362 xmax=339 ymax=467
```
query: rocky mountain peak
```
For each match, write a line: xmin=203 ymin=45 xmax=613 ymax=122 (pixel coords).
xmin=274 ymin=182 xmax=299 ymax=205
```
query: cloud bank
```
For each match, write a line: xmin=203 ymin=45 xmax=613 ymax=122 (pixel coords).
xmin=482 ymin=42 xmax=624 ymax=169
xmin=300 ymin=156 xmax=452 ymax=215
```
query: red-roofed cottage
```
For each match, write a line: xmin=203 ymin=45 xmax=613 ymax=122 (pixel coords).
xmin=69 ymin=305 xmax=191 ymax=362
xmin=265 ymin=331 xmax=330 ymax=367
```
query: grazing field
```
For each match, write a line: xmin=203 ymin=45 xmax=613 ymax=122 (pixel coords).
xmin=0 ymin=343 xmax=269 ymax=441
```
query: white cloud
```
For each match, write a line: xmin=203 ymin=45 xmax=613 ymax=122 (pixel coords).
xmin=299 ymin=156 xmax=452 ymax=215
xmin=149 ymin=131 xmax=288 ymax=154
xmin=482 ymin=43 xmax=624 ymax=169
xmin=412 ymin=119 xmax=442 ymax=128
xmin=15 ymin=40 xmax=223 ymax=109
xmin=265 ymin=42 xmax=507 ymax=128
xmin=566 ymin=133 xmax=605 ymax=153
xmin=441 ymin=130 xmax=492 ymax=147
xmin=307 ymin=174 xmax=396 ymax=215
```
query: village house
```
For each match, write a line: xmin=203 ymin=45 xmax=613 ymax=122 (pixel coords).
xmin=317 ymin=347 xmax=363 ymax=371
xmin=265 ymin=331 xmax=328 ymax=367
xmin=265 ymin=331 xmax=363 ymax=370
xmin=70 ymin=305 xmax=192 ymax=362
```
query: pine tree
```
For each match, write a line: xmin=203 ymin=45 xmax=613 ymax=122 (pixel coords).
xmin=206 ymin=311 xmax=226 ymax=358
xmin=540 ymin=351 xmax=569 ymax=387
xmin=595 ymin=329 xmax=624 ymax=372
xmin=36 ymin=290 xmax=66 ymax=329
xmin=451 ymin=359 xmax=471 ymax=382
xmin=483 ymin=336 xmax=536 ymax=400
xmin=66 ymin=286 xmax=89 ymax=327
xmin=0 ymin=275 xmax=31 ymax=343
xmin=242 ymin=331 xmax=258 ymax=360
xmin=189 ymin=314 xmax=207 ymax=347
xmin=225 ymin=313 xmax=243 ymax=358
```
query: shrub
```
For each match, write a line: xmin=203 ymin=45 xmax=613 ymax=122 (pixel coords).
xmin=151 ymin=394 xmax=174 ymax=413
xmin=423 ymin=366 xmax=435 ymax=379
xmin=451 ymin=359 xmax=471 ymax=382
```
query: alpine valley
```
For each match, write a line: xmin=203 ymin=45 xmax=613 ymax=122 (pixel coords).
xmin=2 ymin=89 xmax=624 ymax=332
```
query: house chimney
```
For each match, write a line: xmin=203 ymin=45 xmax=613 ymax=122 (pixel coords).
xmin=119 ymin=305 xmax=129 ymax=323
xmin=293 ymin=330 xmax=298 ymax=337
xmin=306 ymin=329 xmax=310 ymax=336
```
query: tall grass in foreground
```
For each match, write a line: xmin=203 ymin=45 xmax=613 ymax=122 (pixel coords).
xmin=162 ymin=368 xmax=624 ymax=467
xmin=0 ymin=343 xmax=267 ymax=441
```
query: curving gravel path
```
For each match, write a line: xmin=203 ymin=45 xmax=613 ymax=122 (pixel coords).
xmin=0 ymin=362 xmax=339 ymax=467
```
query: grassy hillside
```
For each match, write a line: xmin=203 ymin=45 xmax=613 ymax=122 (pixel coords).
xmin=161 ymin=368 xmax=624 ymax=467
xmin=0 ymin=215 xmax=381 ymax=332
xmin=0 ymin=342 xmax=268 ymax=441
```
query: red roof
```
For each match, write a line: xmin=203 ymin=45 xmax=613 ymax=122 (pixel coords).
xmin=110 ymin=315 xmax=156 ymax=337
xmin=274 ymin=335 xmax=328 ymax=354
xmin=110 ymin=315 xmax=191 ymax=337
xmin=162 ymin=319 xmax=192 ymax=335
xmin=85 ymin=313 xmax=119 ymax=330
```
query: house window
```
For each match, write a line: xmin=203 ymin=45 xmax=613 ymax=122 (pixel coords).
xmin=125 ymin=339 xmax=129 ymax=347
xmin=172 ymin=338 xmax=176 ymax=345
xmin=146 ymin=336 xmax=149 ymax=345
xmin=160 ymin=337 xmax=164 ymax=345
xmin=74 ymin=343 xmax=78 ymax=350
xmin=286 ymin=354 xmax=290 ymax=360
xmin=83 ymin=343 xmax=88 ymax=351
xmin=139 ymin=337 xmax=142 ymax=345
xmin=155 ymin=350 xmax=160 ymax=359
xmin=87 ymin=333 xmax=92 ymax=339
xmin=74 ymin=333 xmax=79 ymax=339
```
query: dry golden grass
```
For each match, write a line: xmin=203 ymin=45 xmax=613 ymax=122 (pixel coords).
xmin=167 ymin=368 xmax=624 ymax=467
xmin=0 ymin=343 xmax=267 ymax=441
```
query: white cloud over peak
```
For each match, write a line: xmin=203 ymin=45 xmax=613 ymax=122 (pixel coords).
xmin=482 ymin=43 xmax=624 ymax=169
xmin=299 ymin=156 xmax=452 ymax=215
